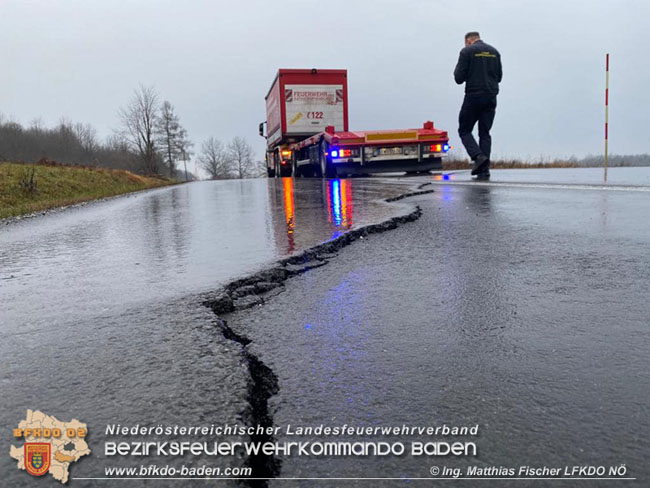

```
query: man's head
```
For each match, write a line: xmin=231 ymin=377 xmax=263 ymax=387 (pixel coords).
xmin=464 ymin=31 xmax=480 ymax=47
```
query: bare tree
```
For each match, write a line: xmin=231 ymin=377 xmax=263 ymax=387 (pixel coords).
xmin=54 ymin=118 xmax=80 ymax=159
xmin=74 ymin=123 xmax=99 ymax=162
xmin=105 ymin=133 xmax=130 ymax=152
xmin=29 ymin=117 xmax=45 ymax=131
xmin=227 ymin=136 xmax=255 ymax=179
xmin=178 ymin=137 xmax=194 ymax=181
xmin=117 ymin=85 xmax=160 ymax=174
xmin=198 ymin=137 xmax=231 ymax=179
xmin=156 ymin=101 xmax=191 ymax=178
xmin=253 ymin=159 xmax=267 ymax=178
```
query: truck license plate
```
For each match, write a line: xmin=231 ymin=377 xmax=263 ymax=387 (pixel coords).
xmin=379 ymin=147 xmax=402 ymax=155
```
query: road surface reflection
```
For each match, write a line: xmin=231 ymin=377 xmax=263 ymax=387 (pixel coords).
xmin=272 ymin=178 xmax=357 ymax=253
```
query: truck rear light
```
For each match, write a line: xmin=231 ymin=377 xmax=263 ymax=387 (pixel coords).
xmin=281 ymin=150 xmax=292 ymax=157
xmin=423 ymin=143 xmax=450 ymax=153
xmin=331 ymin=148 xmax=359 ymax=159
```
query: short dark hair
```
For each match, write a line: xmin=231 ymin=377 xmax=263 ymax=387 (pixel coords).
xmin=465 ymin=31 xmax=480 ymax=40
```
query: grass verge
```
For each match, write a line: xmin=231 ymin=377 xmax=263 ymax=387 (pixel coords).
xmin=0 ymin=161 xmax=177 ymax=219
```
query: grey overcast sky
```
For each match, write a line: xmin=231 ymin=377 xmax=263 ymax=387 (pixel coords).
xmin=1 ymin=0 xmax=648 ymax=162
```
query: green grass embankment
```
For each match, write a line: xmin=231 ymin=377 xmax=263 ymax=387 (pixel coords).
xmin=0 ymin=161 xmax=176 ymax=219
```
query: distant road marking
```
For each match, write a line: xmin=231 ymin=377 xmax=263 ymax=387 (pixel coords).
xmin=429 ymin=180 xmax=650 ymax=192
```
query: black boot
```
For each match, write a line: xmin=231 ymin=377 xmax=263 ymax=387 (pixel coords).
xmin=476 ymin=161 xmax=491 ymax=180
xmin=471 ymin=154 xmax=489 ymax=175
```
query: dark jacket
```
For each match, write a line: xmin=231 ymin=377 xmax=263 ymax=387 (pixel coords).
xmin=454 ymin=40 xmax=502 ymax=96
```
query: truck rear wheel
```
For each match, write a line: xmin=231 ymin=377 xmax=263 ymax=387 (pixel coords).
xmin=319 ymin=141 xmax=336 ymax=178
xmin=267 ymin=167 xmax=275 ymax=178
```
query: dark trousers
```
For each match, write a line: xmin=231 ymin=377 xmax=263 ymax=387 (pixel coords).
xmin=458 ymin=94 xmax=497 ymax=161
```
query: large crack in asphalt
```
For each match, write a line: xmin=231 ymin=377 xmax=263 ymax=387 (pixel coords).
xmin=201 ymin=183 xmax=433 ymax=487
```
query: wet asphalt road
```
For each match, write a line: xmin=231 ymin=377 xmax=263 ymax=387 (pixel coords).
xmin=1 ymin=178 xmax=415 ymax=328
xmin=2 ymin=168 xmax=649 ymax=486
xmin=227 ymin=170 xmax=650 ymax=487
xmin=0 ymin=176 xmax=416 ymax=486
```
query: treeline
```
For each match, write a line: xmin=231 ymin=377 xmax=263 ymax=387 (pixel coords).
xmin=0 ymin=85 xmax=263 ymax=180
xmin=197 ymin=136 xmax=265 ymax=180
xmin=446 ymin=153 xmax=650 ymax=169
xmin=573 ymin=154 xmax=650 ymax=167
xmin=0 ymin=116 xmax=137 ymax=172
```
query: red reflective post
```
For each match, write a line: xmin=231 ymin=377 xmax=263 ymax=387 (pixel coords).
xmin=604 ymin=53 xmax=609 ymax=183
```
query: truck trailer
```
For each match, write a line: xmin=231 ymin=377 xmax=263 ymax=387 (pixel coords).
xmin=260 ymin=68 xmax=451 ymax=178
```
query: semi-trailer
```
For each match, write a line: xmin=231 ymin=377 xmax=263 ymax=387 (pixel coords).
xmin=260 ymin=68 xmax=451 ymax=178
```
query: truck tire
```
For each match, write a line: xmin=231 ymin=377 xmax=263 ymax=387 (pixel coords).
xmin=291 ymin=156 xmax=298 ymax=178
xmin=267 ymin=167 xmax=275 ymax=178
xmin=279 ymin=164 xmax=292 ymax=177
xmin=319 ymin=141 xmax=336 ymax=178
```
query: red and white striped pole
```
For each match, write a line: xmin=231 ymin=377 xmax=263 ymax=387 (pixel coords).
xmin=604 ymin=53 xmax=610 ymax=183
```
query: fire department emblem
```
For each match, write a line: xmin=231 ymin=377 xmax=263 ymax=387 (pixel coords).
xmin=24 ymin=443 xmax=51 ymax=476
xmin=11 ymin=410 xmax=91 ymax=484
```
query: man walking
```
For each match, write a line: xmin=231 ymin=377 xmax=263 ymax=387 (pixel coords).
xmin=454 ymin=32 xmax=502 ymax=179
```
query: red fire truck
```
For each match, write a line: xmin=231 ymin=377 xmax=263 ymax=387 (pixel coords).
xmin=260 ymin=68 xmax=451 ymax=178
